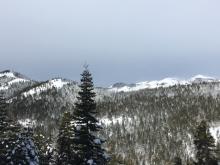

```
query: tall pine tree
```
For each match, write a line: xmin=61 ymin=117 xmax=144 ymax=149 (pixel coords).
xmin=57 ymin=66 xmax=109 ymax=165
xmin=72 ymin=66 xmax=108 ymax=164
xmin=193 ymin=120 xmax=218 ymax=165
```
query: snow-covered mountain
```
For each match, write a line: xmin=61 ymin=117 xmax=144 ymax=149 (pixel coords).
xmin=0 ymin=70 xmax=79 ymax=98
xmin=2 ymin=70 xmax=220 ymax=164
xmin=108 ymin=75 xmax=218 ymax=92
xmin=0 ymin=70 xmax=31 ymax=90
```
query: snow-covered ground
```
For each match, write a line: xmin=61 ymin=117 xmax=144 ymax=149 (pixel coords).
xmin=109 ymin=75 xmax=218 ymax=92
xmin=101 ymin=116 xmax=133 ymax=126
xmin=18 ymin=119 xmax=37 ymax=127
xmin=210 ymin=122 xmax=220 ymax=143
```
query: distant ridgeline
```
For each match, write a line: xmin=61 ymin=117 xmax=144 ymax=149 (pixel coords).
xmin=1 ymin=70 xmax=220 ymax=164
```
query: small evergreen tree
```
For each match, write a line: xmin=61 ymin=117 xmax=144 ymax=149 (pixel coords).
xmin=57 ymin=111 xmax=76 ymax=164
xmin=193 ymin=120 xmax=218 ymax=165
xmin=34 ymin=132 xmax=54 ymax=165
xmin=173 ymin=156 xmax=182 ymax=165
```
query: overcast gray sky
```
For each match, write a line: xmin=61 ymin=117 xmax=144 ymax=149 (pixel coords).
xmin=0 ymin=0 xmax=220 ymax=86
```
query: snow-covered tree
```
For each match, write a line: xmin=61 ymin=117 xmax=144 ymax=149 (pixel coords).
xmin=7 ymin=127 xmax=39 ymax=165
xmin=0 ymin=94 xmax=39 ymax=164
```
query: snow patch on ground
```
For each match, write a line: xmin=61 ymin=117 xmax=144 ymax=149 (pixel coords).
xmin=0 ymin=86 xmax=9 ymax=90
xmin=94 ymin=138 xmax=101 ymax=144
xmin=87 ymin=159 xmax=94 ymax=165
xmin=18 ymin=119 xmax=36 ymax=127
xmin=101 ymin=116 xmax=132 ymax=126
xmin=210 ymin=122 xmax=220 ymax=143
xmin=101 ymin=115 xmax=135 ymax=134
xmin=185 ymin=133 xmax=195 ymax=158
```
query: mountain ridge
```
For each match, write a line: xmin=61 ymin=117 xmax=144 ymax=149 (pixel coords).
xmin=109 ymin=74 xmax=218 ymax=92
xmin=0 ymin=70 xmax=219 ymax=95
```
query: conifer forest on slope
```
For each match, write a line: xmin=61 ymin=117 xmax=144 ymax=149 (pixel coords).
xmin=0 ymin=69 xmax=220 ymax=164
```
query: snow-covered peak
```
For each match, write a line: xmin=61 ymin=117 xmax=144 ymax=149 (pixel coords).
xmin=0 ymin=70 xmax=30 ymax=91
xmin=109 ymin=75 xmax=219 ymax=92
xmin=190 ymin=74 xmax=217 ymax=83
xmin=146 ymin=78 xmax=188 ymax=88
xmin=0 ymin=70 xmax=30 ymax=80
xmin=0 ymin=70 xmax=16 ymax=78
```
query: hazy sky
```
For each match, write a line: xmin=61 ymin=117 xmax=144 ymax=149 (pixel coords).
xmin=0 ymin=0 xmax=220 ymax=86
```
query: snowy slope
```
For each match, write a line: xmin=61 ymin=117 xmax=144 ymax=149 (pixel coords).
xmin=22 ymin=78 xmax=69 ymax=97
xmin=0 ymin=71 xmax=16 ymax=78
xmin=109 ymin=75 xmax=218 ymax=92
xmin=0 ymin=70 xmax=72 ymax=97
